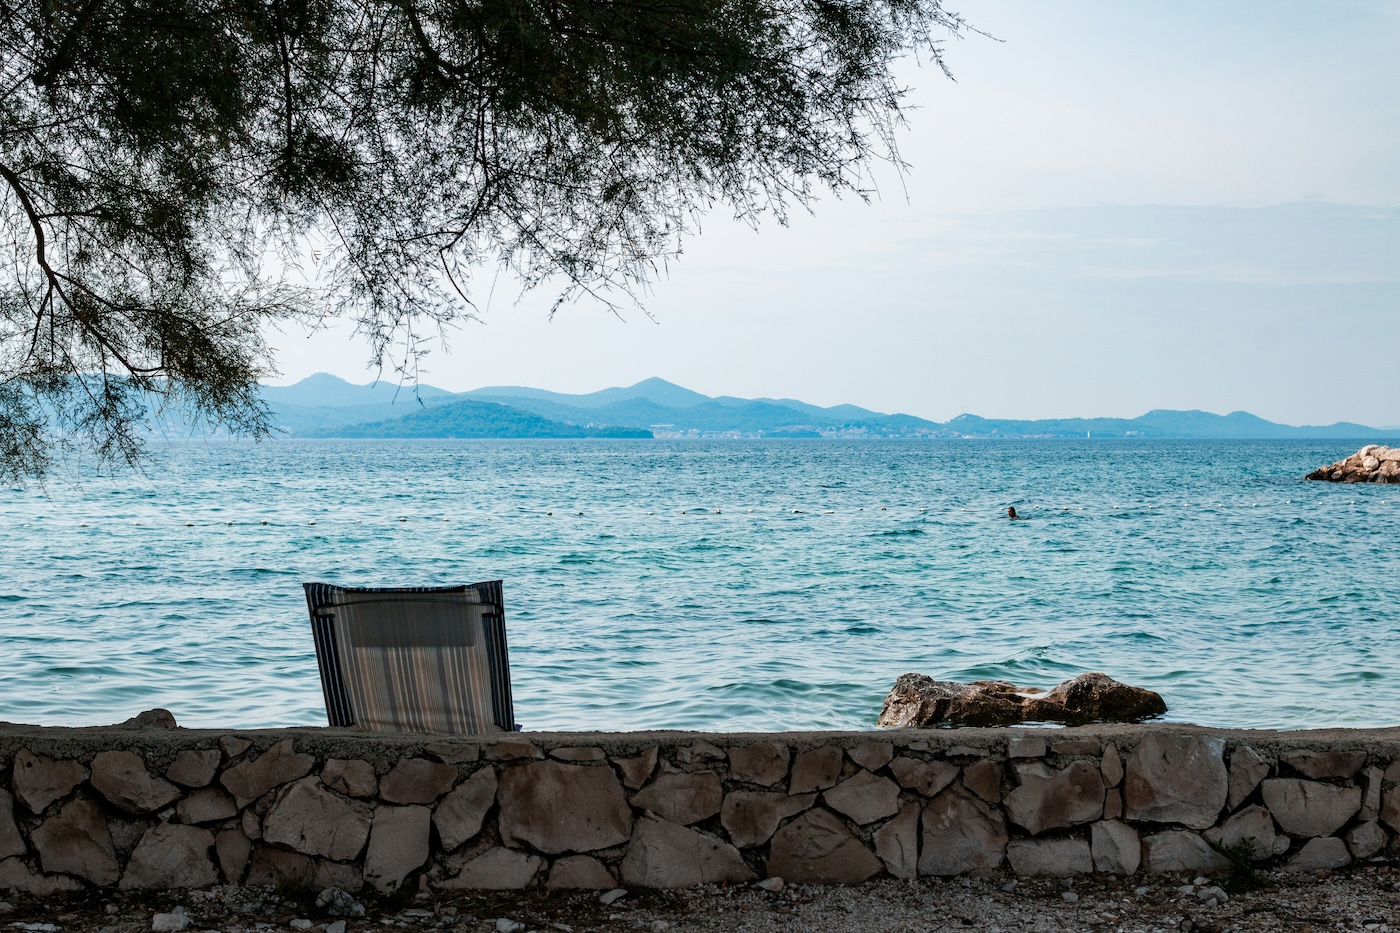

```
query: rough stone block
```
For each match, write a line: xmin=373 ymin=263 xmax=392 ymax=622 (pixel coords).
xmin=676 ymin=740 xmax=726 ymax=766
xmin=246 ymin=847 xmax=314 ymax=887
xmin=0 ymin=790 xmax=26 ymax=860
xmin=1007 ymin=838 xmax=1092 ymax=877
xmin=1141 ymin=831 xmax=1228 ymax=875
xmin=441 ymin=846 xmax=544 ymax=890
xmin=1360 ymin=766 xmax=1382 ymax=822
xmin=434 ymin=766 xmax=497 ymax=852
xmin=485 ymin=740 xmax=541 ymax=761
xmin=1103 ymin=788 xmax=1122 ymax=820
xmin=614 ymin=747 xmax=659 ymax=790
xmin=262 ymin=777 xmax=372 ymax=861
xmin=1384 ymin=786 xmax=1400 ymax=833
xmin=546 ymin=855 xmax=616 ymax=890
xmin=1005 ymin=761 xmax=1104 ymax=835
xmin=31 ymin=798 xmax=119 ymax=886
xmin=423 ymin=741 xmax=481 ymax=765
xmin=630 ymin=772 xmax=723 ymax=826
xmin=176 ymin=787 xmax=238 ymax=825
xmin=215 ymin=828 xmax=252 ymax=884
xmin=314 ymin=860 xmax=360 ymax=893
xmin=1286 ymin=836 xmax=1351 ymax=872
xmin=956 ymin=761 xmax=998 ymax=804
xmin=1050 ymin=739 xmax=1101 ymax=757
xmin=1204 ymin=805 xmax=1289 ymax=859
xmin=720 ymin=791 xmax=814 ymax=848
xmin=1281 ymin=749 xmax=1367 ymax=780
xmin=1385 ymin=760 xmax=1400 ymax=783
xmin=727 ymin=743 xmax=789 ymax=787
xmin=119 ymin=823 xmax=218 ymax=890
xmin=91 ymin=750 xmax=182 ymax=815
xmin=218 ymin=736 xmax=253 ymax=760
xmin=619 ymin=814 xmax=755 ymax=887
xmin=918 ymin=786 xmax=1007 ymax=876
xmin=12 ymin=749 xmax=87 ymax=813
xmin=888 ymin=757 xmax=958 ymax=798
xmin=822 ymin=770 xmax=901 ymax=825
xmin=1100 ymin=743 xmax=1124 ymax=788
xmin=550 ymin=747 xmax=606 ymax=762
xmin=765 ymin=808 xmax=882 ymax=885
xmin=1007 ymin=735 xmax=1047 ymax=759
xmin=789 ymin=746 xmax=843 ymax=794
xmin=1227 ymin=745 xmax=1269 ymax=811
xmin=380 ymin=759 xmax=458 ymax=805
xmin=0 ymin=856 xmax=83 ymax=895
xmin=847 ymin=741 xmax=894 ymax=772
xmin=1260 ymin=779 xmax=1361 ymax=838
xmin=363 ymin=805 xmax=431 ymax=894
xmin=498 ymin=760 xmax=632 ymax=854
xmin=1123 ymin=734 xmax=1227 ymax=829
xmin=1347 ymin=821 xmax=1387 ymax=860
xmin=945 ymin=745 xmax=990 ymax=757
xmin=241 ymin=807 xmax=261 ymax=841
xmin=873 ymin=802 xmax=919 ymax=880
xmin=321 ymin=759 xmax=378 ymax=799
xmin=1091 ymin=820 xmax=1141 ymax=874
xmin=165 ymin=750 xmax=221 ymax=788
xmin=220 ymin=739 xmax=314 ymax=808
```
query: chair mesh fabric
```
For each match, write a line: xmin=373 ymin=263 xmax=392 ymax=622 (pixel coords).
xmin=303 ymin=581 xmax=513 ymax=734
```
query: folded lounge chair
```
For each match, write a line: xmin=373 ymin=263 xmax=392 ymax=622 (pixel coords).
xmin=303 ymin=581 xmax=516 ymax=734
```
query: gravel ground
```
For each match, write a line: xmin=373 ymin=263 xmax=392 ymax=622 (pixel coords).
xmin=1 ymin=868 xmax=1397 ymax=933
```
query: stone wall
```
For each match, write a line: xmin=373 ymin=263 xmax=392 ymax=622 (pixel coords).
xmin=0 ymin=723 xmax=1397 ymax=896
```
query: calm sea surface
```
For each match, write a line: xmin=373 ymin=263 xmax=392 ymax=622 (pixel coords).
xmin=2 ymin=438 xmax=1398 ymax=732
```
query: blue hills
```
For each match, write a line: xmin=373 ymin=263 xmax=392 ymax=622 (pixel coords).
xmin=260 ymin=375 xmax=1382 ymax=440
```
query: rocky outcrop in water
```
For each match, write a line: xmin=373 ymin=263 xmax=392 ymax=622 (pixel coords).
xmin=877 ymin=672 xmax=1167 ymax=728
xmin=1306 ymin=445 xmax=1400 ymax=483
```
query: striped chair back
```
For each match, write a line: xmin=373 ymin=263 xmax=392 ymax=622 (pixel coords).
xmin=304 ymin=581 xmax=515 ymax=734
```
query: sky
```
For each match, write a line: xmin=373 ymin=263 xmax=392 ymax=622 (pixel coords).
xmin=267 ymin=0 xmax=1400 ymax=427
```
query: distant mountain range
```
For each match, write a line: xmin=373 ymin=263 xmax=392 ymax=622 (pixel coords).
xmin=252 ymin=374 xmax=1385 ymax=440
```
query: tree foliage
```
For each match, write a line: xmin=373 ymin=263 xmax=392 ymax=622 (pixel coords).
xmin=0 ymin=0 xmax=966 ymax=480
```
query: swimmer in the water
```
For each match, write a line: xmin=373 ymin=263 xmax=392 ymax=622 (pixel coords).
xmin=1007 ymin=506 xmax=1018 ymax=519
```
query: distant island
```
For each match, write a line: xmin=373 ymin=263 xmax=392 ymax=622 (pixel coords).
xmin=236 ymin=374 xmax=1386 ymax=441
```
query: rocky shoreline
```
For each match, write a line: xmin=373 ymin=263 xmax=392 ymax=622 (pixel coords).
xmin=1307 ymin=445 xmax=1400 ymax=484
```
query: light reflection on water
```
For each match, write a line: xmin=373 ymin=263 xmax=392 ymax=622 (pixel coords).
xmin=1 ymin=437 xmax=1398 ymax=732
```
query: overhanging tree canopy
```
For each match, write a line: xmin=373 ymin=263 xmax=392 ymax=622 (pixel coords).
xmin=0 ymin=0 xmax=966 ymax=480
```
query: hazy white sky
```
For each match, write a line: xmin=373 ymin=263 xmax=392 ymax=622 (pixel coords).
xmin=269 ymin=0 xmax=1400 ymax=426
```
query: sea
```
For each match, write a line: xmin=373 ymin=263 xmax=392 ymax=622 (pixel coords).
xmin=2 ymin=438 xmax=1398 ymax=733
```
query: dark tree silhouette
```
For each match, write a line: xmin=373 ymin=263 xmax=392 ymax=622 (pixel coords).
xmin=0 ymin=0 xmax=967 ymax=479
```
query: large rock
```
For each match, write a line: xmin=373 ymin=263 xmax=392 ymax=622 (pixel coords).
xmin=1004 ymin=761 xmax=1104 ymax=835
xmin=363 ymin=805 xmax=430 ymax=894
xmin=888 ymin=758 xmax=958 ymax=798
xmin=765 ymin=808 xmax=882 ymax=885
xmin=1346 ymin=822 xmax=1387 ymax=860
xmin=498 ymin=760 xmax=632 ymax=854
xmin=1384 ymin=786 xmax=1400 ymax=833
xmin=215 ymin=828 xmax=252 ymax=884
xmin=720 ymin=791 xmax=815 ymax=848
xmin=1281 ymin=749 xmax=1367 ymax=780
xmin=848 ymin=741 xmax=894 ymax=772
xmin=1361 ymin=767 xmax=1383 ymax=821
xmin=1101 ymin=743 xmax=1124 ymax=788
xmin=12 ymin=749 xmax=87 ymax=813
xmin=727 ymin=743 xmax=790 ymax=787
xmin=1006 ymin=838 xmax=1092 ymax=877
xmin=1227 ymin=745 xmax=1270 ymax=810
xmin=878 ymin=672 xmax=1166 ymax=727
xmin=918 ymin=786 xmax=1007 ymax=876
xmin=0 ymin=856 xmax=84 ymax=895
xmin=321 ymin=758 xmax=378 ymax=799
xmin=245 ymin=848 xmax=315 ymax=887
xmin=1306 ymin=445 xmax=1400 ymax=484
xmin=1092 ymin=820 xmax=1141 ymax=874
xmin=1123 ymin=734 xmax=1227 ymax=829
xmin=176 ymin=787 xmax=238 ymax=825
xmin=618 ymin=814 xmax=755 ymax=887
xmin=1204 ymin=805 xmax=1290 ymax=859
xmin=1142 ymin=831 xmax=1228 ymax=875
xmin=262 ymin=778 xmax=372 ymax=861
xmin=822 ymin=770 xmax=901 ymax=825
xmin=441 ymin=847 xmax=544 ymax=890
xmin=546 ymin=855 xmax=616 ymax=890
xmin=120 ymin=823 xmax=219 ymax=890
xmin=90 ymin=750 xmax=182 ymax=815
xmin=31 ymin=798 xmax=119 ymax=886
xmin=789 ymin=746 xmax=844 ymax=794
xmin=220 ymin=739 xmax=315 ymax=808
xmin=963 ymin=760 xmax=1003 ymax=804
xmin=379 ymin=759 xmax=458 ymax=805
xmin=165 ymin=750 xmax=221 ymax=788
xmin=613 ymin=747 xmax=659 ymax=790
xmin=630 ymin=772 xmax=723 ymax=825
xmin=1286 ymin=836 xmax=1351 ymax=872
xmin=1260 ymin=779 xmax=1361 ymax=838
xmin=873 ymin=801 xmax=919 ymax=880
xmin=433 ymin=767 xmax=497 ymax=851
xmin=0 ymin=790 xmax=26 ymax=860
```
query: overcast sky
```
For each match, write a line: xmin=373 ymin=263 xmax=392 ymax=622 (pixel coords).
xmin=268 ymin=0 xmax=1400 ymax=427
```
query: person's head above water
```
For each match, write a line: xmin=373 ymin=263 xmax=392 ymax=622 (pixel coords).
xmin=1007 ymin=506 xmax=1018 ymax=519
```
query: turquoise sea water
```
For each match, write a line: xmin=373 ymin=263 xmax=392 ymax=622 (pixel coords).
xmin=2 ymin=438 xmax=1398 ymax=732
